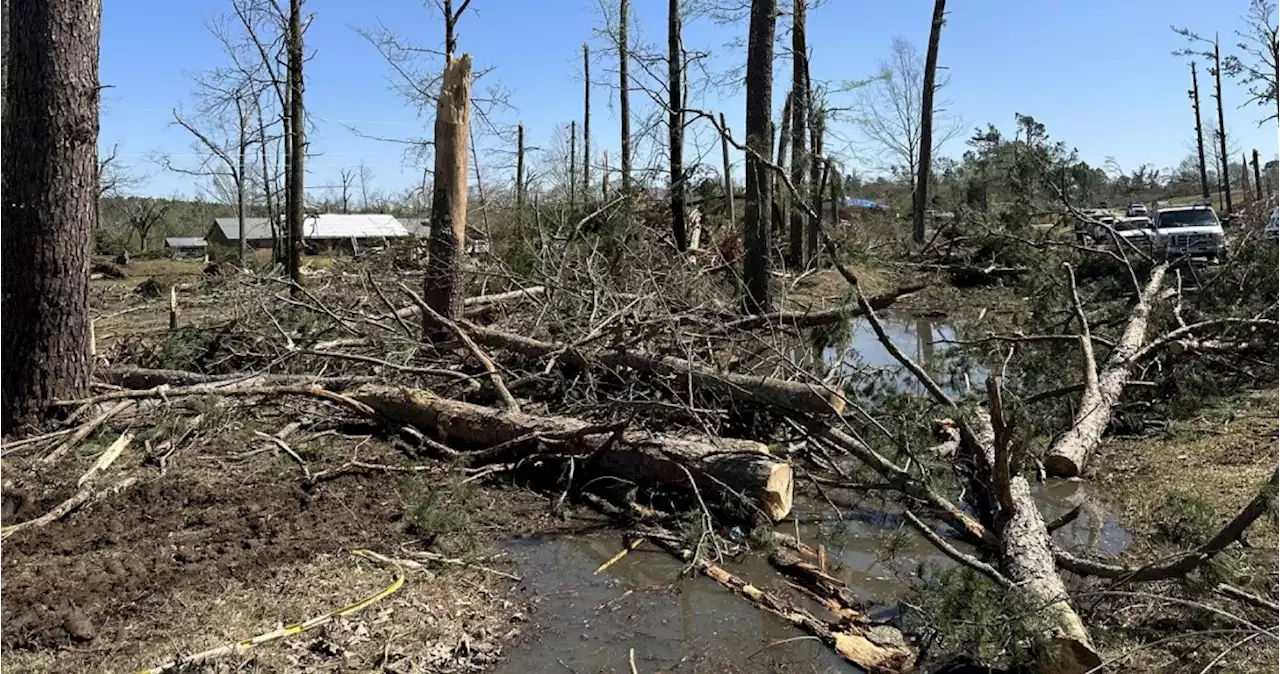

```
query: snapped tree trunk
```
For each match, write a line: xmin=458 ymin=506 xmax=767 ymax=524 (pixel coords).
xmin=1045 ymin=263 xmax=1170 ymax=477
xmin=1252 ymin=149 xmax=1263 ymax=200
xmin=236 ymin=94 xmax=248 ymax=265
xmin=353 ymin=386 xmax=793 ymax=521
xmin=1212 ymin=38 xmax=1233 ymax=215
xmin=742 ymin=0 xmax=777 ymax=314
xmin=255 ymin=98 xmax=279 ymax=264
xmin=515 ymin=121 xmax=525 ymax=234
xmin=569 ymin=120 xmax=577 ymax=208
xmin=582 ymin=43 xmax=591 ymax=200
xmin=720 ymin=112 xmax=735 ymax=226
xmin=1 ymin=0 xmax=99 ymax=430
xmin=423 ymin=55 xmax=473 ymax=323
xmin=667 ymin=0 xmax=687 ymax=251
xmin=287 ymin=0 xmax=305 ymax=294
xmin=788 ymin=1 xmax=808 ymax=269
xmin=1190 ymin=62 xmax=1211 ymax=200
xmin=775 ymin=89 xmax=792 ymax=241
xmin=911 ymin=0 xmax=946 ymax=245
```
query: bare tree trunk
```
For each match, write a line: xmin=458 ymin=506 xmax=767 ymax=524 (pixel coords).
xmin=720 ymin=112 xmax=735 ymax=226
xmin=829 ymin=162 xmax=840 ymax=228
xmin=1190 ymin=62 xmax=1211 ymax=200
xmin=235 ymin=94 xmax=248 ymax=265
xmin=912 ymin=0 xmax=946 ymax=245
xmin=582 ymin=43 xmax=590 ymax=200
xmin=742 ymin=0 xmax=776 ymax=314
xmin=1213 ymin=37 xmax=1233 ymax=215
xmin=287 ymin=0 xmax=304 ymax=294
xmin=775 ymin=90 xmax=792 ymax=171
xmin=255 ymin=97 xmax=279 ymax=263
xmin=787 ymin=1 xmax=807 ymax=269
xmin=1253 ymin=149 xmax=1263 ymax=200
xmin=1 ymin=0 xmax=98 ymax=430
xmin=515 ymin=121 xmax=525 ymax=222
xmin=281 ymin=76 xmax=292 ymax=265
xmin=569 ymin=120 xmax=577 ymax=208
xmin=423 ymin=55 xmax=473 ymax=324
xmin=618 ymin=0 xmax=631 ymax=197
xmin=668 ymin=0 xmax=687 ymax=251
xmin=1045 ymin=263 xmax=1170 ymax=477
xmin=1240 ymin=152 xmax=1252 ymax=198
xmin=602 ymin=149 xmax=609 ymax=200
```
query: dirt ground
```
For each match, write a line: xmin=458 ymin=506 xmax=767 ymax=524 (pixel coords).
xmin=2 ymin=437 xmax=560 ymax=673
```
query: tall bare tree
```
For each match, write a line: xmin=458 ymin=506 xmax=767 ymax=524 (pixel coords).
xmin=170 ymin=88 xmax=252 ymax=263
xmin=1 ymin=0 xmax=100 ymax=430
xmin=424 ymin=55 xmax=473 ymax=322
xmin=742 ymin=0 xmax=777 ymax=314
xmin=287 ymin=0 xmax=306 ymax=291
xmin=1223 ymin=0 xmax=1279 ymax=126
xmin=787 ymin=0 xmax=808 ymax=267
xmin=123 ymin=198 xmax=170 ymax=252
xmin=911 ymin=0 xmax=947 ymax=244
xmin=668 ymin=0 xmax=687 ymax=250
xmin=853 ymin=37 xmax=962 ymax=186
xmin=1176 ymin=29 xmax=1235 ymax=214
xmin=720 ymin=111 xmax=735 ymax=226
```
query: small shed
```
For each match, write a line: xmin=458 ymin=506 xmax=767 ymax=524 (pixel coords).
xmin=164 ymin=237 xmax=209 ymax=260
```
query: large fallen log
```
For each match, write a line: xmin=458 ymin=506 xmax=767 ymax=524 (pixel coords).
xmin=722 ymin=284 xmax=924 ymax=331
xmin=464 ymin=323 xmax=845 ymax=415
xmin=1044 ymin=262 xmax=1169 ymax=478
xmin=96 ymin=367 xmax=375 ymax=391
xmin=351 ymin=385 xmax=794 ymax=521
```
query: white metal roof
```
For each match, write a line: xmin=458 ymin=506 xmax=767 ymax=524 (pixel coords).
xmin=212 ymin=217 xmax=274 ymax=241
xmin=302 ymin=214 xmax=409 ymax=239
xmin=165 ymin=237 xmax=208 ymax=248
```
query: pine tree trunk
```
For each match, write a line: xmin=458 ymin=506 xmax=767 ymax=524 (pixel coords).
xmin=569 ymin=120 xmax=577 ymax=207
xmin=1 ymin=0 xmax=99 ymax=430
xmin=1213 ymin=38 xmax=1233 ymax=215
xmin=287 ymin=0 xmax=305 ymax=294
xmin=668 ymin=0 xmax=687 ymax=251
xmin=1190 ymin=62 xmax=1211 ymax=200
xmin=582 ymin=43 xmax=591 ymax=200
xmin=256 ymin=98 xmax=279 ymax=262
xmin=720 ymin=112 xmax=735 ymax=227
xmin=236 ymin=94 xmax=248 ymax=264
xmin=742 ymin=0 xmax=776 ymax=314
xmin=912 ymin=0 xmax=946 ymax=245
xmin=423 ymin=55 xmax=473 ymax=323
xmin=1253 ymin=149 xmax=1263 ymax=200
xmin=618 ymin=0 xmax=631 ymax=197
xmin=788 ymin=0 xmax=808 ymax=269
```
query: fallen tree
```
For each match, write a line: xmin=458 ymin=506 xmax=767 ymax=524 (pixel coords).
xmin=1044 ymin=263 xmax=1169 ymax=477
xmin=721 ymin=284 xmax=924 ymax=331
xmin=464 ymin=322 xmax=847 ymax=415
xmin=384 ymin=285 xmax=547 ymax=321
xmin=352 ymin=385 xmax=794 ymax=521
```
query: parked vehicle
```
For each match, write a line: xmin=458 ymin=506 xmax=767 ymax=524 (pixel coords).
xmin=1125 ymin=203 xmax=1148 ymax=217
xmin=1266 ymin=207 xmax=1278 ymax=242
xmin=1102 ymin=216 xmax=1156 ymax=252
xmin=1152 ymin=204 xmax=1227 ymax=263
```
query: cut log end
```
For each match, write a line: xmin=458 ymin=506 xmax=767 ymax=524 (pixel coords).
xmin=763 ymin=462 xmax=794 ymax=522
xmin=1042 ymin=454 xmax=1082 ymax=479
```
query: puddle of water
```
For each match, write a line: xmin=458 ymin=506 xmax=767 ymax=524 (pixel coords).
xmin=495 ymin=524 xmax=853 ymax=674
xmin=823 ymin=315 xmax=988 ymax=398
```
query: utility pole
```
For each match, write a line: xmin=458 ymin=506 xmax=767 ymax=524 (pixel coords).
xmin=1190 ymin=62 xmax=1211 ymax=200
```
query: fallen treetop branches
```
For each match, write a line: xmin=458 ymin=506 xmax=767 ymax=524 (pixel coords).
xmin=384 ymin=285 xmax=547 ymax=321
xmin=1055 ymin=467 xmax=1279 ymax=582
xmin=464 ymin=321 xmax=847 ymax=415
xmin=352 ymin=384 xmax=794 ymax=521
xmin=722 ymin=284 xmax=926 ymax=331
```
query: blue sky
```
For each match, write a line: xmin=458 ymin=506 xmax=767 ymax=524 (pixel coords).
xmin=102 ymin=0 xmax=1280 ymax=199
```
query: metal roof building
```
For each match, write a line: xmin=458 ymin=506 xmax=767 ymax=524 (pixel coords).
xmin=302 ymin=214 xmax=408 ymax=239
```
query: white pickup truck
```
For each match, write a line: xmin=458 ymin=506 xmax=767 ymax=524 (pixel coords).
xmin=1151 ymin=204 xmax=1227 ymax=263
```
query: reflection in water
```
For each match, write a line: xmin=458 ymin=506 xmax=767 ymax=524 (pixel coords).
xmin=822 ymin=313 xmax=985 ymax=398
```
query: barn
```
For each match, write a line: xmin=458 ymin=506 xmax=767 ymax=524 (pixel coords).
xmin=206 ymin=214 xmax=410 ymax=253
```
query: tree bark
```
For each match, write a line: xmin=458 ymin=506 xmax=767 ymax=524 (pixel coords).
xmin=287 ymin=0 xmax=305 ymax=294
xmin=618 ymin=0 xmax=631 ymax=197
xmin=788 ymin=1 xmax=808 ymax=269
xmin=742 ymin=0 xmax=777 ymax=314
xmin=1045 ymin=263 xmax=1169 ymax=478
xmin=1 ymin=0 xmax=99 ymax=431
xmin=569 ymin=120 xmax=577 ymax=208
xmin=775 ymin=89 xmax=792 ymax=241
xmin=423 ymin=55 xmax=473 ymax=323
xmin=964 ymin=409 xmax=1103 ymax=674
xmin=1240 ymin=152 xmax=1251 ymax=198
xmin=807 ymin=128 xmax=826 ymax=268
xmin=668 ymin=0 xmax=687 ymax=251
xmin=912 ymin=0 xmax=946 ymax=245
xmin=352 ymin=385 xmax=793 ymax=521
xmin=582 ymin=43 xmax=591 ymax=200
xmin=720 ymin=112 xmax=735 ymax=226
xmin=515 ymin=121 xmax=525 ymax=231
